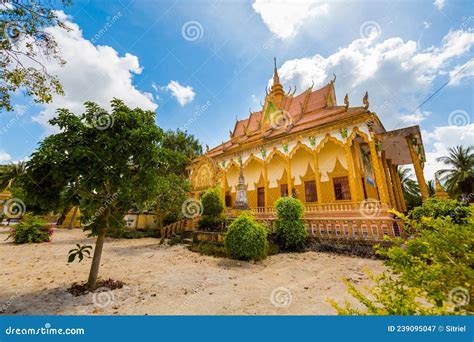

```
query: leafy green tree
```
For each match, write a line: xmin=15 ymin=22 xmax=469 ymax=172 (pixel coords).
xmin=330 ymin=199 xmax=473 ymax=315
xmin=22 ymin=99 xmax=163 ymax=289
xmin=274 ymin=197 xmax=307 ymax=251
xmin=437 ymin=145 xmax=474 ymax=198
xmin=160 ymin=129 xmax=202 ymax=175
xmin=0 ymin=0 xmax=71 ymax=111
xmin=153 ymin=174 xmax=190 ymax=227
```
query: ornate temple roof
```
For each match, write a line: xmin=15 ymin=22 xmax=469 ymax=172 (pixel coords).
xmin=207 ymin=59 xmax=380 ymax=158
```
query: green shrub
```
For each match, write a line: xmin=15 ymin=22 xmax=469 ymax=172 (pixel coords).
xmin=274 ymin=197 xmax=307 ymax=251
xmin=201 ymin=188 xmax=224 ymax=216
xmin=8 ymin=214 xmax=52 ymax=244
xmin=197 ymin=214 xmax=227 ymax=232
xmin=275 ymin=196 xmax=304 ymax=220
xmin=224 ymin=214 xmax=267 ymax=261
xmin=409 ymin=198 xmax=469 ymax=224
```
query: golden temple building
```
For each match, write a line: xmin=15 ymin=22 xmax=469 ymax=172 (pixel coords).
xmin=189 ymin=60 xmax=430 ymax=239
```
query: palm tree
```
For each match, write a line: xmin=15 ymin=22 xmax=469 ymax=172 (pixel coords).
xmin=398 ymin=167 xmax=421 ymax=209
xmin=0 ymin=161 xmax=26 ymax=190
xmin=436 ymin=145 xmax=474 ymax=197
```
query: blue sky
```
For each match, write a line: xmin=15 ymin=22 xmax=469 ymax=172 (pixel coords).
xmin=1 ymin=0 xmax=473 ymax=179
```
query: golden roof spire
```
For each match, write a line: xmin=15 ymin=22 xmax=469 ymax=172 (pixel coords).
xmin=270 ymin=57 xmax=284 ymax=100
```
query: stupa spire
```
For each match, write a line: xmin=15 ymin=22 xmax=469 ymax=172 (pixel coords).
xmin=270 ymin=57 xmax=284 ymax=100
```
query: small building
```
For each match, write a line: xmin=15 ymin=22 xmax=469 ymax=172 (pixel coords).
xmin=188 ymin=60 xmax=430 ymax=240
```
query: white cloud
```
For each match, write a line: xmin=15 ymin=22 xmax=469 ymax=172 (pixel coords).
xmin=272 ymin=29 xmax=474 ymax=128
xmin=400 ymin=110 xmax=430 ymax=124
xmin=165 ymin=81 xmax=195 ymax=106
xmin=252 ymin=0 xmax=329 ymax=39
xmin=448 ymin=59 xmax=474 ymax=86
xmin=28 ymin=11 xmax=157 ymax=131
xmin=423 ymin=124 xmax=474 ymax=180
xmin=433 ymin=0 xmax=445 ymax=10
xmin=0 ymin=152 xmax=12 ymax=163
xmin=423 ymin=21 xmax=431 ymax=29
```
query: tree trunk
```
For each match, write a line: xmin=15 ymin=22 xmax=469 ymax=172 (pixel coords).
xmin=86 ymin=227 xmax=107 ymax=290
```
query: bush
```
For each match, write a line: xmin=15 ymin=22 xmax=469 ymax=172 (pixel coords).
xmin=224 ymin=214 xmax=267 ymax=261
xmin=201 ymin=188 xmax=224 ymax=216
xmin=409 ymin=198 xmax=469 ymax=224
xmin=8 ymin=214 xmax=52 ymax=244
xmin=274 ymin=197 xmax=307 ymax=251
xmin=197 ymin=214 xmax=227 ymax=232
xmin=275 ymin=196 xmax=304 ymax=220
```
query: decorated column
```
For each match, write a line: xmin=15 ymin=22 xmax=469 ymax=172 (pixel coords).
xmin=382 ymin=152 xmax=396 ymax=209
xmin=312 ymin=150 xmax=323 ymax=204
xmin=234 ymin=158 xmax=249 ymax=210
xmin=344 ymin=141 xmax=359 ymax=202
xmin=406 ymin=136 xmax=429 ymax=201
xmin=368 ymin=134 xmax=390 ymax=204
xmin=387 ymin=159 xmax=402 ymax=211
xmin=220 ymin=162 xmax=227 ymax=206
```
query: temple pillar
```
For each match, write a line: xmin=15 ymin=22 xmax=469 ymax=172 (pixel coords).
xmin=406 ymin=137 xmax=429 ymax=201
xmin=382 ymin=152 xmax=396 ymax=209
xmin=221 ymin=168 xmax=227 ymax=206
xmin=263 ymin=160 xmax=269 ymax=208
xmin=392 ymin=163 xmax=407 ymax=212
xmin=368 ymin=136 xmax=389 ymax=204
xmin=312 ymin=150 xmax=323 ymax=204
xmin=352 ymin=140 xmax=365 ymax=201
xmin=286 ymin=156 xmax=293 ymax=197
xmin=387 ymin=159 xmax=401 ymax=211
xmin=344 ymin=142 xmax=359 ymax=202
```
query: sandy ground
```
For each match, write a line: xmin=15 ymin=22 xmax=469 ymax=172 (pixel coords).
xmin=0 ymin=227 xmax=383 ymax=315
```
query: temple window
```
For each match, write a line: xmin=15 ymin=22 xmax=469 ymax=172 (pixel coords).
xmin=280 ymin=184 xmax=288 ymax=197
xmin=333 ymin=176 xmax=351 ymax=200
xmin=304 ymin=180 xmax=317 ymax=202
xmin=225 ymin=191 xmax=232 ymax=207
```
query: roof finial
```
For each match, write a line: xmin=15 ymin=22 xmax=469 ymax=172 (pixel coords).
xmin=363 ymin=91 xmax=369 ymax=109
xmin=270 ymin=57 xmax=284 ymax=99
xmin=344 ymin=94 xmax=349 ymax=110
xmin=273 ymin=57 xmax=280 ymax=84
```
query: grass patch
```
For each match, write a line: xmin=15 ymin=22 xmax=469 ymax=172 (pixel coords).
xmin=188 ymin=242 xmax=228 ymax=258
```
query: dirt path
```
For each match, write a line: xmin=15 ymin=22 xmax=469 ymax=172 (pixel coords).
xmin=0 ymin=227 xmax=383 ymax=315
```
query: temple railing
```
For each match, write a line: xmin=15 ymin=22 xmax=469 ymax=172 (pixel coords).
xmin=246 ymin=200 xmax=385 ymax=216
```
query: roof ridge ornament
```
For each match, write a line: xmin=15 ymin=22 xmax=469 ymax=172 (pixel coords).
xmin=363 ymin=91 xmax=369 ymax=109
xmin=344 ymin=93 xmax=349 ymax=110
